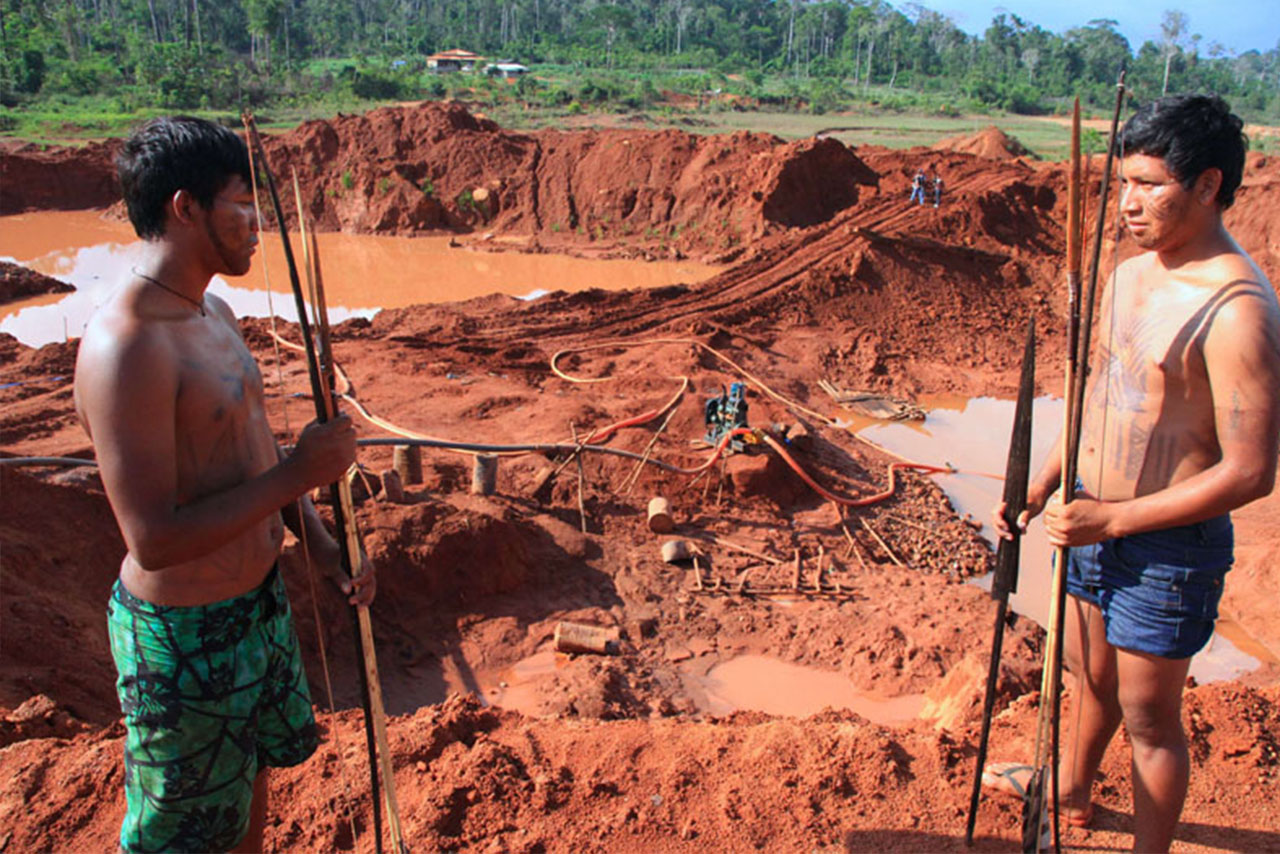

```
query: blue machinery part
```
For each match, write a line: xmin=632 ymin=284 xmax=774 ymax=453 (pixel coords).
xmin=704 ymin=382 xmax=749 ymax=450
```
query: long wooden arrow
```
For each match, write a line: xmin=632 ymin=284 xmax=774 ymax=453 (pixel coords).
xmin=296 ymin=172 xmax=407 ymax=850
xmin=965 ymin=315 xmax=1035 ymax=846
xmin=1025 ymin=70 xmax=1126 ymax=854
xmin=1023 ymin=96 xmax=1083 ymax=854
xmin=242 ymin=114 xmax=407 ymax=854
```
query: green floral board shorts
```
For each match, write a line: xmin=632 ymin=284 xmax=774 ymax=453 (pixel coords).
xmin=106 ymin=565 xmax=318 ymax=853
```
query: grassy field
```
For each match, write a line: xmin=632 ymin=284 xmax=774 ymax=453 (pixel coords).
xmin=0 ymin=95 xmax=397 ymax=147
xmin=484 ymin=104 xmax=1081 ymax=160
xmin=7 ymin=89 xmax=1275 ymax=161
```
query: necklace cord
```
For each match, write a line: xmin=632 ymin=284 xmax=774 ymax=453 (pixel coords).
xmin=132 ymin=267 xmax=206 ymax=316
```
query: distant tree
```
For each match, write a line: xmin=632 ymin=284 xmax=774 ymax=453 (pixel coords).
xmin=1064 ymin=18 xmax=1129 ymax=104
xmin=588 ymin=3 xmax=634 ymax=69
xmin=244 ymin=0 xmax=284 ymax=67
xmin=1160 ymin=9 xmax=1188 ymax=95
xmin=1022 ymin=46 xmax=1040 ymax=83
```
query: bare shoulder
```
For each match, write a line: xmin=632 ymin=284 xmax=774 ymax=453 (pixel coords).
xmin=205 ymin=292 xmax=239 ymax=331
xmin=1199 ymin=250 xmax=1280 ymax=372
xmin=1206 ymin=246 xmax=1278 ymax=316
xmin=74 ymin=288 xmax=180 ymax=426
xmin=77 ymin=291 xmax=165 ymax=376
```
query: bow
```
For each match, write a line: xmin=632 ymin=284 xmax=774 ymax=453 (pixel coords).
xmin=965 ymin=315 xmax=1035 ymax=846
xmin=242 ymin=113 xmax=407 ymax=854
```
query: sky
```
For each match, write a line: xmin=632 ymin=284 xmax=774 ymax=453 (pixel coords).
xmin=933 ymin=0 xmax=1279 ymax=56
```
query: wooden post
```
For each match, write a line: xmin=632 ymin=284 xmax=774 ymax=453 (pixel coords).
xmin=393 ymin=444 xmax=422 ymax=485
xmin=471 ymin=454 xmax=498 ymax=495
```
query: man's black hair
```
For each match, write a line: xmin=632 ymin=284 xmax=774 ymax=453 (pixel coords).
xmin=1119 ymin=94 xmax=1247 ymax=209
xmin=117 ymin=116 xmax=252 ymax=239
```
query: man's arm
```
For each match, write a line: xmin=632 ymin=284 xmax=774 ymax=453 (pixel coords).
xmin=992 ymin=433 xmax=1062 ymax=541
xmin=77 ymin=319 xmax=356 ymax=570
xmin=278 ymin=472 xmax=376 ymax=607
xmin=1045 ymin=285 xmax=1280 ymax=544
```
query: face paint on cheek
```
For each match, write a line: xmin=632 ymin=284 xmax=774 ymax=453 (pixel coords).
xmin=1146 ymin=187 xmax=1180 ymax=219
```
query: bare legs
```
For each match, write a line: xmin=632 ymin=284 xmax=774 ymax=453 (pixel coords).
xmin=1116 ymin=649 xmax=1193 ymax=853
xmin=1062 ymin=594 xmax=1192 ymax=853
xmin=1061 ymin=595 xmax=1122 ymax=818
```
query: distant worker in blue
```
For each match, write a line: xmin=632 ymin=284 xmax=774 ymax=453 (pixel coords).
xmin=909 ymin=169 xmax=927 ymax=205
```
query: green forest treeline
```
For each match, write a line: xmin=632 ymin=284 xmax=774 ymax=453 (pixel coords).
xmin=1 ymin=0 xmax=1278 ymax=128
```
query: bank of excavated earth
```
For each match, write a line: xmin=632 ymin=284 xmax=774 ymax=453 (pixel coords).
xmin=2 ymin=101 xmax=1279 ymax=852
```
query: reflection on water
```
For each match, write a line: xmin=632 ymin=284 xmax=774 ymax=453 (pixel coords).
xmin=483 ymin=648 xmax=562 ymax=716
xmin=0 ymin=210 xmax=722 ymax=347
xmin=686 ymin=655 xmax=924 ymax=723
xmin=858 ymin=395 xmax=1268 ymax=684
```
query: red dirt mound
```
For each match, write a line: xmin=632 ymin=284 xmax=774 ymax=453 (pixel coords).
xmin=935 ymin=125 xmax=1035 ymax=161
xmin=1225 ymin=151 xmax=1280 ymax=284
xmin=3 ymin=683 xmax=1278 ymax=852
xmin=260 ymin=101 xmax=877 ymax=261
xmin=0 ymin=466 xmax=122 ymax=723
xmin=0 ymin=260 xmax=74 ymax=304
xmin=2 ymin=102 xmax=877 ymax=262
xmin=0 ymin=138 xmax=121 ymax=214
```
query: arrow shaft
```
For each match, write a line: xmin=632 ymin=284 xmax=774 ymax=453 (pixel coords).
xmin=243 ymin=115 xmax=400 ymax=854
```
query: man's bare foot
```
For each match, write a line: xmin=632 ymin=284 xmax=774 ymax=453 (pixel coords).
xmin=981 ymin=762 xmax=1094 ymax=827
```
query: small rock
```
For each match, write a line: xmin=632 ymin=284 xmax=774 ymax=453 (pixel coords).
xmin=686 ymin=637 xmax=715 ymax=657
xmin=381 ymin=468 xmax=405 ymax=503
xmin=665 ymin=645 xmax=693 ymax=663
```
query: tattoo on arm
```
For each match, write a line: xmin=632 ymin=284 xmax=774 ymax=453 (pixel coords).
xmin=1229 ymin=389 xmax=1243 ymax=434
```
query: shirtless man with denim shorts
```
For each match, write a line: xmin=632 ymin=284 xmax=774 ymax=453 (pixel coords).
xmin=74 ymin=116 xmax=376 ymax=853
xmin=987 ymin=95 xmax=1280 ymax=852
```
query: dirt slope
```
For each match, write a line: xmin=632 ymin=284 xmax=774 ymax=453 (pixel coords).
xmin=0 ymin=138 xmax=121 ymax=214
xmin=935 ymin=126 xmax=1035 ymax=161
xmin=0 ymin=261 xmax=75 ymax=304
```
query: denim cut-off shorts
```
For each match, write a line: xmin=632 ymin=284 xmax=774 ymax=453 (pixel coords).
xmin=1065 ymin=515 xmax=1233 ymax=659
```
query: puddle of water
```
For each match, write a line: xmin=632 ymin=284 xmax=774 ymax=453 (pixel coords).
xmin=481 ymin=648 xmax=562 ymax=716
xmin=686 ymin=654 xmax=924 ymax=724
xmin=0 ymin=210 xmax=722 ymax=347
xmin=857 ymin=395 xmax=1271 ymax=683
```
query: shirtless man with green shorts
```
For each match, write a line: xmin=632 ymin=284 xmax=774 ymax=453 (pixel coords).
xmin=74 ymin=116 xmax=376 ymax=853
xmin=989 ymin=94 xmax=1280 ymax=852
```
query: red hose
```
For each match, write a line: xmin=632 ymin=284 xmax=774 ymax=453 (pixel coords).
xmin=759 ymin=432 xmax=952 ymax=507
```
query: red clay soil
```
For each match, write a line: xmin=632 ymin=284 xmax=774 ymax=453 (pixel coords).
xmin=935 ymin=126 xmax=1036 ymax=161
xmin=0 ymin=137 xmax=122 ymax=214
xmin=3 ymin=105 xmax=1280 ymax=852
xmin=0 ymin=260 xmax=74 ymax=304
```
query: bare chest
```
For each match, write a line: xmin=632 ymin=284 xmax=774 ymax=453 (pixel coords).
xmin=1096 ymin=288 xmax=1212 ymax=415
xmin=171 ymin=325 xmax=275 ymax=496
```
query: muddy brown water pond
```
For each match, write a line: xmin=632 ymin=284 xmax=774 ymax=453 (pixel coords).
xmin=479 ymin=647 xmax=926 ymax=727
xmin=683 ymin=655 xmax=925 ymax=723
xmin=858 ymin=395 xmax=1273 ymax=685
xmin=0 ymin=210 xmax=722 ymax=347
